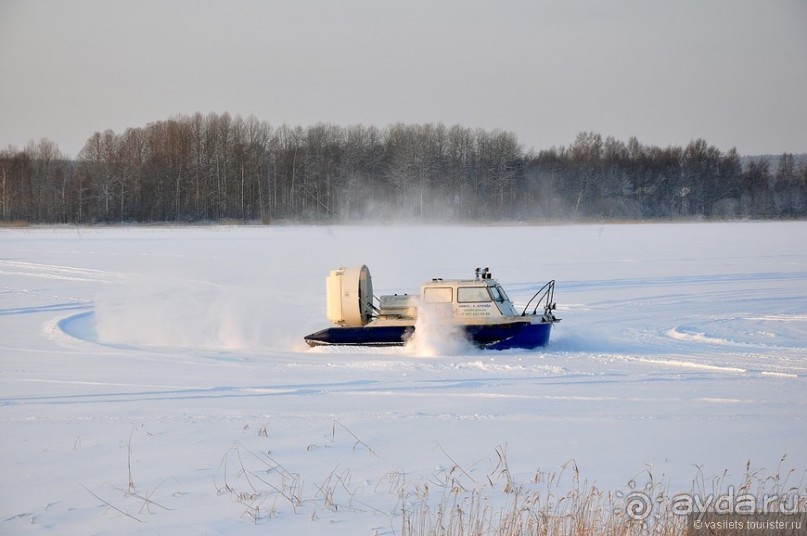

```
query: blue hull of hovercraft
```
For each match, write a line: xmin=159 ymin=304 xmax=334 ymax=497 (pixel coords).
xmin=304 ymin=321 xmax=551 ymax=350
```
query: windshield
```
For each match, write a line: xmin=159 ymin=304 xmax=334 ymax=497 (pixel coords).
xmin=492 ymin=285 xmax=510 ymax=302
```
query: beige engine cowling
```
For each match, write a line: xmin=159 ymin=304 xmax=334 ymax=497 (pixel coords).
xmin=326 ymin=265 xmax=374 ymax=326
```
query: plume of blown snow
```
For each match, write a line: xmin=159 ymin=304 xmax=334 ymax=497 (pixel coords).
xmin=404 ymin=300 xmax=474 ymax=356
xmin=93 ymin=274 xmax=309 ymax=351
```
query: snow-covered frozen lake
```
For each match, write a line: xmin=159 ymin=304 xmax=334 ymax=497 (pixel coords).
xmin=2 ymin=222 xmax=806 ymax=534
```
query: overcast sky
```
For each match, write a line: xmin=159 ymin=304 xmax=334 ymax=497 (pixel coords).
xmin=1 ymin=0 xmax=806 ymax=158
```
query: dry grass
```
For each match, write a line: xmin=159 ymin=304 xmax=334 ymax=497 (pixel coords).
xmin=394 ymin=454 xmax=807 ymax=536
xmin=394 ymin=454 xmax=679 ymax=536
xmin=212 ymin=423 xmax=806 ymax=534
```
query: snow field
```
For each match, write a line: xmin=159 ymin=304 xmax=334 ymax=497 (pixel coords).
xmin=1 ymin=222 xmax=806 ymax=534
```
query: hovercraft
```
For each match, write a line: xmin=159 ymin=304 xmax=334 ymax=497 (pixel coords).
xmin=304 ymin=266 xmax=559 ymax=350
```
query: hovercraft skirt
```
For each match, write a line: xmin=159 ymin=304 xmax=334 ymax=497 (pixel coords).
xmin=304 ymin=326 xmax=413 ymax=347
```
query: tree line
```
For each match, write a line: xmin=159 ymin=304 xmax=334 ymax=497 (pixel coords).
xmin=2 ymin=112 xmax=806 ymax=223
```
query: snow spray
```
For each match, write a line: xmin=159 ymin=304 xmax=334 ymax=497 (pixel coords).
xmin=404 ymin=300 xmax=473 ymax=356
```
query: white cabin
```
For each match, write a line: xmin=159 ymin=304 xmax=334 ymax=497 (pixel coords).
xmin=328 ymin=265 xmax=522 ymax=328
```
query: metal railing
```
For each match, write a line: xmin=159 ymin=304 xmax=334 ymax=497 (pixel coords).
xmin=520 ymin=280 xmax=558 ymax=319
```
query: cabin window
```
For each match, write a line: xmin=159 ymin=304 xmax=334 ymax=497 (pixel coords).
xmin=424 ymin=287 xmax=453 ymax=303
xmin=458 ymin=286 xmax=492 ymax=303
xmin=489 ymin=286 xmax=504 ymax=302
